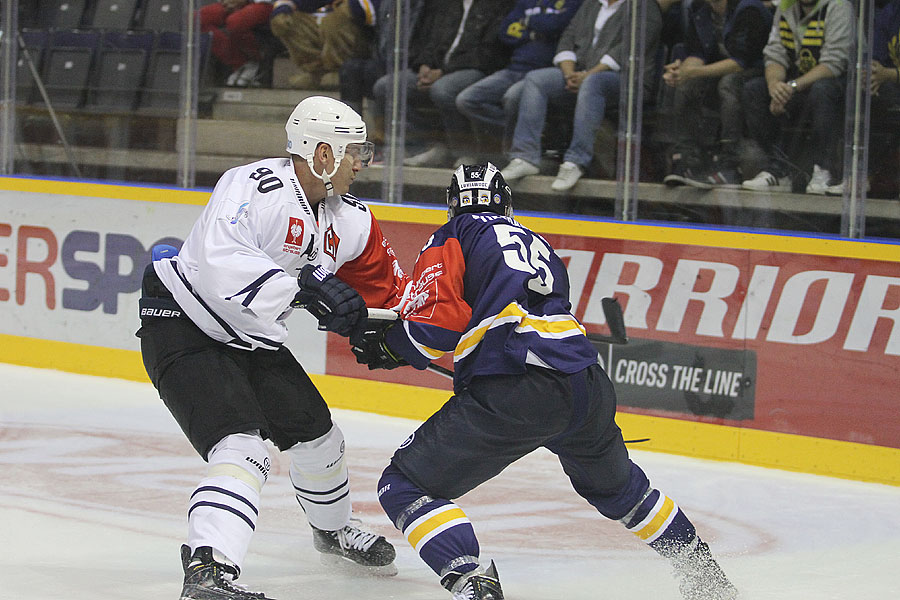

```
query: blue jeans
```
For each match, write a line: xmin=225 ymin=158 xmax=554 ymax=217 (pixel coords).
xmin=742 ymin=75 xmax=845 ymax=176
xmin=509 ymin=67 xmax=621 ymax=168
xmin=373 ymin=68 xmax=484 ymax=150
xmin=456 ymin=68 xmax=527 ymax=153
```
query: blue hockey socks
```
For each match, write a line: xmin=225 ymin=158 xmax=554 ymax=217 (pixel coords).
xmin=621 ymin=487 xmax=697 ymax=557
xmin=378 ymin=463 xmax=480 ymax=578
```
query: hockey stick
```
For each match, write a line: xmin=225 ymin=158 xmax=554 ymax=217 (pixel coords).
xmin=585 ymin=301 xmax=647 ymax=443
xmin=366 ymin=309 xmax=647 ymax=442
xmin=367 ymin=298 xmax=627 ymax=379
xmin=364 ymin=309 xmax=454 ymax=379
xmin=586 ymin=297 xmax=628 ymax=345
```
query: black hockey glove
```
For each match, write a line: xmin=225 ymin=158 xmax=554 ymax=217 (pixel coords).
xmin=350 ymin=320 xmax=408 ymax=370
xmin=292 ymin=264 xmax=367 ymax=337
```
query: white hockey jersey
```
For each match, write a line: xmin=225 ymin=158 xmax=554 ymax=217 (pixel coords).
xmin=154 ymin=158 xmax=409 ymax=350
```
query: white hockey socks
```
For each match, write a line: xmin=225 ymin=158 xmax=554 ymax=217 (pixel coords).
xmin=285 ymin=424 xmax=352 ymax=531
xmin=187 ymin=432 xmax=270 ymax=570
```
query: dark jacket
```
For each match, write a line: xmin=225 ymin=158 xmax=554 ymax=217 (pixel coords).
xmin=556 ymin=0 xmax=663 ymax=95
xmin=498 ymin=0 xmax=584 ymax=71
xmin=413 ymin=0 xmax=515 ymax=74
xmin=684 ymin=0 xmax=772 ymax=70
xmin=874 ymin=0 xmax=900 ymax=68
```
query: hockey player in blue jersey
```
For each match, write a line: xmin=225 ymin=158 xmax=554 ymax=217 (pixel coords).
xmin=350 ymin=163 xmax=738 ymax=600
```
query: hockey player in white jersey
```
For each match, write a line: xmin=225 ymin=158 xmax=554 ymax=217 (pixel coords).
xmin=137 ymin=96 xmax=410 ymax=600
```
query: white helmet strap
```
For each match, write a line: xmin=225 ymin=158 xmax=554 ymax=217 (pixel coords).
xmin=306 ymin=144 xmax=341 ymax=194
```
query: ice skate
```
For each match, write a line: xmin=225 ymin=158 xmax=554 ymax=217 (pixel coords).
xmin=179 ymin=545 xmax=273 ymax=600
xmin=441 ymin=561 xmax=503 ymax=600
xmin=671 ymin=538 xmax=738 ymax=600
xmin=312 ymin=519 xmax=398 ymax=576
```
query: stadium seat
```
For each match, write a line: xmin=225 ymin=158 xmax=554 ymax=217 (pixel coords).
xmin=139 ymin=31 xmax=211 ymax=114
xmin=89 ymin=0 xmax=141 ymax=31
xmin=16 ymin=29 xmax=49 ymax=105
xmin=139 ymin=0 xmax=183 ymax=33
xmin=42 ymin=30 xmax=101 ymax=109
xmin=138 ymin=31 xmax=182 ymax=113
xmin=39 ymin=0 xmax=89 ymax=30
xmin=85 ymin=30 xmax=154 ymax=112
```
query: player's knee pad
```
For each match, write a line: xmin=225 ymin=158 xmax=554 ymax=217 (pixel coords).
xmin=191 ymin=432 xmax=268 ymax=567
xmin=377 ymin=462 xmax=426 ymax=527
xmin=284 ymin=424 xmax=350 ymax=530
xmin=206 ymin=431 xmax=271 ymax=493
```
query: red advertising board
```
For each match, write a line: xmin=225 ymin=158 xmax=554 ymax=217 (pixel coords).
xmin=327 ymin=219 xmax=900 ymax=450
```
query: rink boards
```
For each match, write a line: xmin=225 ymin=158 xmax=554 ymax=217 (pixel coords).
xmin=1 ymin=176 xmax=898 ymax=485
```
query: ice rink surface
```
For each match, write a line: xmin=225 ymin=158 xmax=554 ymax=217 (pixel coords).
xmin=2 ymin=363 xmax=899 ymax=600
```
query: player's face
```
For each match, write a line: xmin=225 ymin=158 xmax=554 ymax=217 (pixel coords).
xmin=329 ymin=150 xmax=362 ymax=196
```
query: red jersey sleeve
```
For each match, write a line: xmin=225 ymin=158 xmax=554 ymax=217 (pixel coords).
xmin=404 ymin=236 xmax=471 ymax=337
xmin=335 ymin=212 xmax=410 ymax=309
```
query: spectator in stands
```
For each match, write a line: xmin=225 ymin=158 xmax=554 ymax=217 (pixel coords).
xmin=269 ymin=0 xmax=371 ymax=91
xmin=662 ymin=0 xmax=772 ymax=189
xmin=200 ymin=0 xmax=274 ymax=87
xmin=827 ymin=0 xmax=900 ymax=197
xmin=372 ymin=0 xmax=514 ymax=168
xmin=658 ymin=0 xmax=691 ymax=51
xmin=454 ymin=0 xmax=584 ymax=166
xmin=339 ymin=0 xmax=428 ymax=145
xmin=500 ymin=0 xmax=662 ymax=192
xmin=740 ymin=0 xmax=852 ymax=194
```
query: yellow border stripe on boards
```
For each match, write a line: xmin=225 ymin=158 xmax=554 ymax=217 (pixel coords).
xmin=2 ymin=333 xmax=897 ymax=486
xmin=369 ymin=204 xmax=900 ymax=262
xmin=0 ymin=176 xmax=210 ymax=205
xmin=3 ymin=176 xmax=896 ymax=262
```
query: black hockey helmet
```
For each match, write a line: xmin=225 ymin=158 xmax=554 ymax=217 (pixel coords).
xmin=446 ymin=162 xmax=513 ymax=219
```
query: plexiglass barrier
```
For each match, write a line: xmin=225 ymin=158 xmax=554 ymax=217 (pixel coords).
xmin=1 ymin=0 xmax=897 ymax=240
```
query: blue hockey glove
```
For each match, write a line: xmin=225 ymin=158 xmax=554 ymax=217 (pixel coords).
xmin=350 ymin=320 xmax=408 ymax=370
xmin=293 ymin=264 xmax=366 ymax=337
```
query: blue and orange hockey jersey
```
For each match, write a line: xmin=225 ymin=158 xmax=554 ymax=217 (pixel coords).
xmin=385 ymin=212 xmax=600 ymax=391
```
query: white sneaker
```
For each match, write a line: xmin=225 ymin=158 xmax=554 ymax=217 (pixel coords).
xmin=825 ymin=177 xmax=870 ymax=196
xmin=233 ymin=61 xmax=260 ymax=88
xmin=806 ymin=164 xmax=833 ymax=195
xmin=551 ymin=161 xmax=584 ymax=191
xmin=403 ymin=144 xmax=450 ymax=167
xmin=500 ymin=157 xmax=540 ymax=181
xmin=225 ymin=67 xmax=242 ymax=87
xmin=742 ymin=170 xmax=791 ymax=192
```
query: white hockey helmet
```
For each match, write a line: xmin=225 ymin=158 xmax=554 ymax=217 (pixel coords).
xmin=285 ymin=96 xmax=374 ymax=183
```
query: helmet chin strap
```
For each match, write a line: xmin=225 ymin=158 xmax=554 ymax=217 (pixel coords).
xmin=306 ymin=155 xmax=341 ymax=196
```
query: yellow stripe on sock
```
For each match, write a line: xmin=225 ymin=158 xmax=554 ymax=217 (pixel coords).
xmin=634 ymin=496 xmax=675 ymax=541
xmin=208 ymin=464 xmax=262 ymax=493
xmin=406 ymin=507 xmax=468 ymax=549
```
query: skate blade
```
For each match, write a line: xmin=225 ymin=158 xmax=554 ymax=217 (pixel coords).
xmin=318 ymin=552 xmax=398 ymax=577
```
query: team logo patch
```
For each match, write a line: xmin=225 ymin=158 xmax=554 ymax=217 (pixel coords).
xmin=324 ymin=225 xmax=340 ymax=261
xmin=228 ymin=202 xmax=249 ymax=225
xmin=283 ymin=217 xmax=304 ymax=255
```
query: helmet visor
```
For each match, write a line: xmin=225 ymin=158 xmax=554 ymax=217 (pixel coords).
xmin=346 ymin=141 xmax=375 ymax=167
